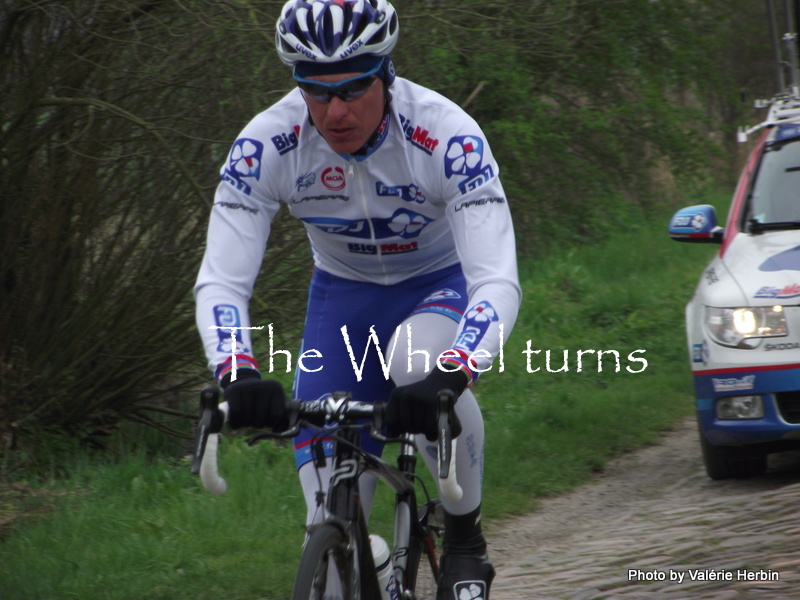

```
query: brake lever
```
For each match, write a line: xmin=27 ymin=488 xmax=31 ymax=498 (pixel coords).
xmin=436 ymin=390 xmax=454 ymax=477
xmin=436 ymin=389 xmax=463 ymax=502
xmin=246 ymin=425 xmax=300 ymax=445
xmin=191 ymin=384 xmax=221 ymax=475
xmin=246 ymin=399 xmax=302 ymax=445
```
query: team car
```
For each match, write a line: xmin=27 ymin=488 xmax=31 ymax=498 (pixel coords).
xmin=668 ymin=57 xmax=800 ymax=478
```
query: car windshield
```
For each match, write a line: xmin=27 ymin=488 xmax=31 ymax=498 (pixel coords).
xmin=745 ymin=136 xmax=800 ymax=232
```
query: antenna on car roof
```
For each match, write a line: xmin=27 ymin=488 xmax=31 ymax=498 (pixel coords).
xmin=766 ymin=0 xmax=786 ymax=92
xmin=738 ymin=0 xmax=800 ymax=142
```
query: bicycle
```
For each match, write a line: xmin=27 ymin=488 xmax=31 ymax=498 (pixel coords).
xmin=191 ymin=384 xmax=463 ymax=600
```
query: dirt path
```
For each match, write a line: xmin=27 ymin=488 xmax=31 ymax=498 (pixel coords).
xmin=487 ymin=416 xmax=800 ymax=600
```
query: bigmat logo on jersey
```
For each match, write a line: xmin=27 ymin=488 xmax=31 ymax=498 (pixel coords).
xmin=348 ymin=241 xmax=419 ymax=255
xmin=399 ymin=114 xmax=440 ymax=155
xmin=271 ymin=125 xmax=300 ymax=155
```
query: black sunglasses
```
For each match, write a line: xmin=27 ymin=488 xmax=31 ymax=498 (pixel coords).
xmin=296 ymin=69 xmax=380 ymax=104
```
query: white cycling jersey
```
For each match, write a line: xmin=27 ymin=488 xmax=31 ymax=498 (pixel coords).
xmin=195 ymin=76 xmax=521 ymax=378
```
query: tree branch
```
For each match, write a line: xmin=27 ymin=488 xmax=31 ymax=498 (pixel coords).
xmin=36 ymin=96 xmax=210 ymax=208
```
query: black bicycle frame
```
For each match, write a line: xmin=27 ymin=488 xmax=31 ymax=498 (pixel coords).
xmin=323 ymin=420 xmax=431 ymax=598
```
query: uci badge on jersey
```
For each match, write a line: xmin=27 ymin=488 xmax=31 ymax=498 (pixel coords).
xmin=221 ymin=138 xmax=264 ymax=195
xmin=444 ymin=135 xmax=495 ymax=195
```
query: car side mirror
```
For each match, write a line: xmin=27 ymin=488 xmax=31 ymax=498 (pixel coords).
xmin=667 ymin=204 xmax=723 ymax=244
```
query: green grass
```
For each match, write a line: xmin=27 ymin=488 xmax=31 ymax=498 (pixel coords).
xmin=476 ymin=194 xmax=722 ymax=514
xmin=0 ymin=191 xmax=724 ymax=600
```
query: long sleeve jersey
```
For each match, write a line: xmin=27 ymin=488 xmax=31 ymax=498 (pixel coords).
xmin=195 ymin=77 xmax=521 ymax=381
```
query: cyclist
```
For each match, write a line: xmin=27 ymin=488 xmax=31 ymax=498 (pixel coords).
xmin=194 ymin=1 xmax=521 ymax=597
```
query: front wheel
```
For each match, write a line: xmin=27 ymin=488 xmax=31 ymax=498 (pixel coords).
xmin=292 ymin=523 xmax=360 ymax=600
xmin=406 ymin=534 xmax=439 ymax=600
xmin=404 ymin=500 xmax=442 ymax=600
xmin=698 ymin=426 xmax=767 ymax=480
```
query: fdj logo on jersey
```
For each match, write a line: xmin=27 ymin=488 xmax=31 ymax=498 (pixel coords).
xmin=376 ymin=181 xmax=426 ymax=204
xmin=444 ymin=135 xmax=494 ymax=194
xmin=301 ymin=208 xmax=433 ymax=239
xmin=454 ymin=301 xmax=498 ymax=353
xmin=272 ymin=125 xmax=301 ymax=155
xmin=222 ymin=138 xmax=264 ymax=196
xmin=212 ymin=304 xmax=251 ymax=354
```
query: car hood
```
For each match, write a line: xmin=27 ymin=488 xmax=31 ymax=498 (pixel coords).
xmin=722 ymin=231 xmax=800 ymax=305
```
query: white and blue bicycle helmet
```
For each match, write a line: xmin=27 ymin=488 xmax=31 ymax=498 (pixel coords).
xmin=275 ymin=0 xmax=399 ymax=83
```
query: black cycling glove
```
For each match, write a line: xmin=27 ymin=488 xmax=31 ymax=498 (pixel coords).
xmin=386 ymin=369 xmax=467 ymax=441
xmin=223 ymin=376 xmax=289 ymax=431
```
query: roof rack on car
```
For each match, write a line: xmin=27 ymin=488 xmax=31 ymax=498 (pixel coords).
xmin=738 ymin=0 xmax=800 ymax=142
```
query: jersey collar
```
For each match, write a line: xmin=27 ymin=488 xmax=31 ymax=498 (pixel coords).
xmin=341 ymin=111 xmax=391 ymax=162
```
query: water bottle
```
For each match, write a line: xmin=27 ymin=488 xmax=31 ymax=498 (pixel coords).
xmin=370 ymin=534 xmax=398 ymax=600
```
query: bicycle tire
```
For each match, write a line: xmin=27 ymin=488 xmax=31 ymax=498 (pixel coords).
xmin=291 ymin=523 xmax=360 ymax=600
xmin=406 ymin=534 xmax=439 ymax=600
xmin=404 ymin=498 xmax=442 ymax=600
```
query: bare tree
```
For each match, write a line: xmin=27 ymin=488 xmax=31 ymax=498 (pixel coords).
xmin=0 ymin=0 xmax=307 ymax=462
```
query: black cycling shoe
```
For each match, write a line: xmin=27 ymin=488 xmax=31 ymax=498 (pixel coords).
xmin=437 ymin=553 xmax=496 ymax=600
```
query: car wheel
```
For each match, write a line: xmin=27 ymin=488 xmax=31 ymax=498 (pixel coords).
xmin=698 ymin=424 xmax=768 ymax=480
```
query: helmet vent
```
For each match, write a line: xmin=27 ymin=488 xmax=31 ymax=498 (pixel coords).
xmin=276 ymin=0 xmax=399 ymax=66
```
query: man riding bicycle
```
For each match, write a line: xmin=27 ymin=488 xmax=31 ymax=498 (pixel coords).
xmin=194 ymin=1 xmax=521 ymax=597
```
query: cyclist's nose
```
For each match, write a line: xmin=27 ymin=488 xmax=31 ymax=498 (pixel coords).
xmin=325 ymin=96 xmax=351 ymax=118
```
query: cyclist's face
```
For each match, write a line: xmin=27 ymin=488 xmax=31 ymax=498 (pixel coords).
xmin=301 ymin=72 xmax=385 ymax=155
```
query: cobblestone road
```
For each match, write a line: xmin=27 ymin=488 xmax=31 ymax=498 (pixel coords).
xmin=487 ymin=417 xmax=800 ymax=600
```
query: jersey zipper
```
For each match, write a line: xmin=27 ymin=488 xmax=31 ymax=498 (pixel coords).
xmin=348 ymin=157 xmax=390 ymax=284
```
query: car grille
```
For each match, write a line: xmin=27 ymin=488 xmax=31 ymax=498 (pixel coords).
xmin=776 ymin=391 xmax=800 ymax=424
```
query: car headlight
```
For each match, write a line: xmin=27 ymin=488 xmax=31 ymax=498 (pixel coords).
xmin=705 ymin=306 xmax=788 ymax=348
xmin=716 ymin=395 xmax=765 ymax=420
